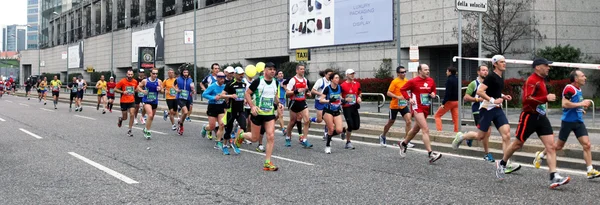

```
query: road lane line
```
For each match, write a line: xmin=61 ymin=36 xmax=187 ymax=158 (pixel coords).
xmin=40 ymin=108 xmax=55 ymax=112
xmin=131 ymin=127 xmax=167 ymax=135
xmin=0 ymin=117 xmax=5 ymax=122
xmin=5 ymin=100 xmax=13 ymax=103
xmin=19 ymin=103 xmax=30 ymax=107
xmin=74 ymin=115 xmax=96 ymax=120
xmin=68 ymin=152 xmax=139 ymax=184
xmin=19 ymin=128 xmax=43 ymax=139
xmin=239 ymin=149 xmax=315 ymax=166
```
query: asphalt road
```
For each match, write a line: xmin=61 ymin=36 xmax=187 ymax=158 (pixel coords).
xmin=1 ymin=94 xmax=599 ymax=204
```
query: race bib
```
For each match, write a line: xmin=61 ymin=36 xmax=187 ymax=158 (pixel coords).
xmin=180 ymin=90 xmax=189 ymax=99
xmin=296 ymin=91 xmax=305 ymax=98
xmin=330 ymin=93 xmax=341 ymax=110
xmin=398 ymin=99 xmax=408 ymax=107
xmin=169 ymin=88 xmax=176 ymax=96
xmin=536 ymin=104 xmax=547 ymax=116
xmin=147 ymin=92 xmax=157 ymax=101
xmin=346 ymin=94 xmax=356 ymax=104
xmin=259 ymin=97 xmax=274 ymax=111
xmin=137 ymin=91 xmax=145 ymax=97
xmin=101 ymin=89 xmax=107 ymax=95
xmin=235 ymin=88 xmax=245 ymax=101
xmin=71 ymin=87 xmax=77 ymax=93
xmin=109 ymin=88 xmax=115 ymax=94
xmin=52 ymin=86 xmax=60 ymax=91
xmin=125 ymin=86 xmax=134 ymax=95
xmin=420 ymin=94 xmax=431 ymax=106
xmin=216 ymin=99 xmax=225 ymax=104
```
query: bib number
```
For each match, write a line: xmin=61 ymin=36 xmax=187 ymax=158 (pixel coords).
xmin=536 ymin=104 xmax=547 ymax=116
xmin=346 ymin=94 xmax=356 ymax=104
xmin=296 ymin=91 xmax=305 ymax=98
xmin=235 ymin=88 xmax=245 ymax=101
xmin=259 ymin=97 xmax=274 ymax=111
xmin=109 ymin=88 xmax=115 ymax=94
xmin=147 ymin=92 xmax=157 ymax=101
xmin=180 ymin=90 xmax=189 ymax=99
xmin=71 ymin=87 xmax=78 ymax=93
xmin=125 ymin=86 xmax=134 ymax=95
xmin=169 ymin=88 xmax=176 ymax=96
xmin=101 ymin=89 xmax=107 ymax=95
xmin=52 ymin=86 xmax=59 ymax=92
xmin=137 ymin=91 xmax=145 ymax=97
xmin=420 ymin=94 xmax=431 ymax=106
xmin=398 ymin=99 xmax=408 ymax=107
xmin=330 ymin=93 xmax=341 ymax=110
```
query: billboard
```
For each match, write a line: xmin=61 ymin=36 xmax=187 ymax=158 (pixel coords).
xmin=68 ymin=41 xmax=84 ymax=69
xmin=289 ymin=0 xmax=393 ymax=49
xmin=132 ymin=21 xmax=164 ymax=63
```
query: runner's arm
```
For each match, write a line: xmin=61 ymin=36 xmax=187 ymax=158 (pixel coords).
xmin=464 ymin=81 xmax=477 ymax=102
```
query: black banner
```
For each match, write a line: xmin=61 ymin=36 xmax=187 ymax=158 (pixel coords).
xmin=138 ymin=47 xmax=155 ymax=69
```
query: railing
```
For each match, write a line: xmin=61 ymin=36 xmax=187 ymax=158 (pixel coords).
xmin=586 ymin=99 xmax=596 ymax=126
xmin=362 ymin=93 xmax=386 ymax=113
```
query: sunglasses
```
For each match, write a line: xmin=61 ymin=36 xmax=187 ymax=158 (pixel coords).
xmin=398 ymin=71 xmax=406 ymax=74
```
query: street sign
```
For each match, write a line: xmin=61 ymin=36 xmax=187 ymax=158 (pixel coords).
xmin=409 ymin=45 xmax=419 ymax=61
xmin=296 ymin=49 xmax=310 ymax=61
xmin=408 ymin=62 xmax=419 ymax=72
xmin=456 ymin=0 xmax=488 ymax=12
xmin=184 ymin=30 xmax=194 ymax=44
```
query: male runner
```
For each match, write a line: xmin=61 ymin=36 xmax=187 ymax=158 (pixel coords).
xmin=175 ymin=67 xmax=195 ymax=135
xmin=398 ymin=64 xmax=443 ymax=163
xmin=25 ymin=78 xmax=33 ymax=100
xmin=452 ymin=55 xmax=520 ymax=172
xmin=495 ymin=58 xmax=571 ymax=189
xmin=134 ymin=69 xmax=147 ymax=124
xmin=39 ymin=77 xmax=48 ymax=105
xmin=235 ymin=62 xmax=282 ymax=171
xmin=380 ymin=66 xmax=412 ymax=147
xmin=201 ymin=72 xmax=227 ymax=152
xmin=36 ymin=78 xmax=42 ymax=101
xmin=68 ymin=77 xmax=78 ymax=112
xmin=311 ymin=69 xmax=333 ymax=140
xmin=532 ymin=69 xmax=600 ymax=179
xmin=162 ymin=69 xmax=179 ymax=130
xmin=106 ymin=76 xmax=117 ymax=113
xmin=221 ymin=67 xmax=249 ymax=155
xmin=276 ymin=71 xmax=287 ymax=133
xmin=137 ymin=68 xmax=164 ymax=139
xmin=284 ymin=64 xmax=312 ymax=148
xmin=96 ymin=75 xmax=108 ymax=114
xmin=115 ymin=70 xmax=138 ymax=137
xmin=50 ymin=75 xmax=62 ymax=109
xmin=462 ymin=65 xmax=494 ymax=161
xmin=0 ymin=79 xmax=4 ymax=97
xmin=75 ymin=76 xmax=87 ymax=112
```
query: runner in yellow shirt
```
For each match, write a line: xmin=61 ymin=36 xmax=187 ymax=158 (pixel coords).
xmin=50 ymin=75 xmax=62 ymax=109
xmin=39 ymin=77 xmax=48 ymax=105
xmin=380 ymin=66 xmax=413 ymax=147
xmin=96 ymin=75 xmax=108 ymax=114
xmin=162 ymin=69 xmax=179 ymax=130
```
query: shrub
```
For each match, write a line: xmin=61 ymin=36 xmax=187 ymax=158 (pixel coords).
xmin=355 ymin=77 xmax=393 ymax=101
xmin=279 ymin=61 xmax=310 ymax=79
xmin=374 ymin=59 xmax=393 ymax=79
xmin=535 ymin=44 xmax=583 ymax=80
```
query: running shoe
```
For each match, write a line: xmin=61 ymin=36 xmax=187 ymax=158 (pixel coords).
xmin=263 ymin=161 xmax=279 ymax=171
xmin=505 ymin=161 xmax=521 ymax=174
xmin=232 ymin=143 xmax=241 ymax=154
xmin=484 ymin=153 xmax=495 ymax=162
xmin=587 ymin=169 xmax=600 ymax=179
xmin=533 ymin=151 xmax=543 ymax=169
xmin=379 ymin=134 xmax=387 ymax=147
xmin=127 ymin=129 xmax=133 ymax=137
xmin=495 ymin=161 xmax=506 ymax=179
xmin=140 ymin=116 xmax=146 ymax=125
xmin=201 ymin=124 xmax=207 ymax=138
xmin=344 ymin=142 xmax=354 ymax=149
xmin=222 ymin=146 xmax=230 ymax=155
xmin=163 ymin=110 xmax=168 ymax=121
xmin=186 ymin=116 xmax=191 ymax=122
xmin=256 ymin=144 xmax=265 ymax=152
xmin=452 ymin=132 xmax=464 ymax=150
xmin=398 ymin=141 xmax=407 ymax=158
xmin=301 ymin=139 xmax=313 ymax=148
xmin=234 ymin=130 xmax=244 ymax=148
xmin=171 ymin=124 xmax=177 ymax=131
xmin=285 ymin=137 xmax=291 ymax=147
xmin=466 ymin=139 xmax=473 ymax=147
xmin=429 ymin=152 xmax=442 ymax=164
xmin=117 ymin=117 xmax=123 ymax=128
xmin=324 ymin=146 xmax=331 ymax=154
xmin=550 ymin=173 xmax=571 ymax=189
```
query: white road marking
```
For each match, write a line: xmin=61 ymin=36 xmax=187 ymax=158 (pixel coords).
xmin=74 ymin=115 xmax=96 ymax=120
xmin=40 ymin=108 xmax=55 ymax=112
xmin=131 ymin=126 xmax=167 ymax=135
xmin=68 ymin=152 xmax=139 ymax=184
xmin=5 ymin=100 xmax=13 ymax=103
xmin=0 ymin=117 xmax=5 ymax=122
xmin=239 ymin=149 xmax=315 ymax=166
xmin=19 ymin=103 xmax=30 ymax=107
xmin=19 ymin=128 xmax=43 ymax=139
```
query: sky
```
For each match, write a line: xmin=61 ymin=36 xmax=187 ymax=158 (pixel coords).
xmin=0 ymin=0 xmax=27 ymax=26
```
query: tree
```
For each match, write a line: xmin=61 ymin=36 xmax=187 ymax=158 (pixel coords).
xmin=535 ymin=45 xmax=583 ymax=80
xmin=454 ymin=0 xmax=542 ymax=55
xmin=374 ymin=59 xmax=393 ymax=79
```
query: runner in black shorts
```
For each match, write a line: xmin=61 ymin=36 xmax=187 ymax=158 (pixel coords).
xmin=533 ymin=69 xmax=599 ymax=179
xmin=380 ymin=66 xmax=411 ymax=147
xmin=462 ymin=65 xmax=493 ymax=159
xmin=319 ymin=73 xmax=345 ymax=154
xmin=67 ymin=77 xmax=78 ymax=112
xmin=284 ymin=64 xmax=312 ymax=148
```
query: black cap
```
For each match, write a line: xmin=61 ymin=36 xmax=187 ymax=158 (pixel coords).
xmin=532 ymin=58 xmax=553 ymax=68
xmin=265 ymin=62 xmax=276 ymax=68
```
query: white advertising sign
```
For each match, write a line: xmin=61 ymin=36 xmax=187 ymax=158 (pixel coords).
xmin=67 ymin=41 xmax=84 ymax=68
xmin=132 ymin=21 xmax=164 ymax=63
xmin=456 ymin=0 xmax=488 ymax=12
xmin=184 ymin=30 xmax=194 ymax=44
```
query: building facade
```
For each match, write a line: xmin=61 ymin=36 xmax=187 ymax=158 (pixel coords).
xmin=18 ymin=0 xmax=600 ymax=95
xmin=3 ymin=25 xmax=27 ymax=52
xmin=27 ymin=0 xmax=41 ymax=49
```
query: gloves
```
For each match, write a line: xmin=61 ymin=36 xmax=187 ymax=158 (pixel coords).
xmin=329 ymin=97 xmax=337 ymax=103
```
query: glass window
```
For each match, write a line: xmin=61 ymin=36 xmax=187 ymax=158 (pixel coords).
xmin=28 ymin=0 xmax=38 ymax=5
xmin=28 ymin=16 xmax=38 ymax=23
xmin=28 ymin=26 xmax=39 ymax=31
xmin=28 ymin=8 xmax=38 ymax=14
xmin=28 ymin=34 xmax=38 ymax=40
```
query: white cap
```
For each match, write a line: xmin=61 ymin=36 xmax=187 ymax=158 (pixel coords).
xmin=235 ymin=67 xmax=245 ymax=74
xmin=139 ymin=69 xmax=145 ymax=73
xmin=109 ymin=76 xmax=114 ymax=79
xmin=491 ymin=55 xmax=505 ymax=64
xmin=225 ymin=66 xmax=235 ymax=73
xmin=345 ymin=69 xmax=356 ymax=75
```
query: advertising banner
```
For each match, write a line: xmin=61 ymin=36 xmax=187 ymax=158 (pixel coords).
xmin=132 ymin=21 xmax=164 ymax=63
xmin=68 ymin=41 xmax=84 ymax=68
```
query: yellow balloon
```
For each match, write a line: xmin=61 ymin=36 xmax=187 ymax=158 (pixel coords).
xmin=256 ymin=62 xmax=266 ymax=73
xmin=245 ymin=65 xmax=257 ymax=78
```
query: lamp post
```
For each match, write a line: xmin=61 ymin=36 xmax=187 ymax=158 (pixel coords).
xmin=193 ymin=0 xmax=198 ymax=100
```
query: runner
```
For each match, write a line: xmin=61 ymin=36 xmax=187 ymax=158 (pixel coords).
xmin=493 ymin=58 xmax=571 ymax=188
xmin=221 ymin=67 xmax=250 ymax=155
xmin=25 ymin=77 xmax=33 ymax=100
xmin=137 ymin=68 xmax=164 ymax=139
xmin=398 ymin=64 xmax=443 ymax=163
xmin=5 ymin=78 xmax=12 ymax=95
xmin=224 ymin=66 xmax=235 ymax=85
xmin=276 ymin=71 xmax=287 ymax=134
xmin=0 ymin=79 xmax=4 ymax=98
xmin=284 ymin=64 xmax=312 ymax=148
xmin=533 ymin=69 xmax=600 ymax=179
xmin=310 ymin=68 xmax=333 ymax=141
xmin=199 ymin=63 xmax=221 ymax=123
xmin=50 ymin=75 xmax=62 ymax=109
xmin=380 ymin=66 xmax=412 ymax=147
xmin=201 ymin=72 xmax=227 ymax=152
xmin=134 ymin=69 xmax=147 ymax=124
xmin=434 ymin=66 xmax=459 ymax=132
xmin=339 ymin=69 xmax=363 ymax=149
xmin=106 ymin=76 xmax=117 ymax=113
xmin=96 ymin=75 xmax=108 ymax=114
xmin=75 ymin=76 xmax=87 ymax=112
xmin=39 ymin=77 xmax=48 ymax=105
xmin=9 ymin=76 xmax=15 ymax=94
xmin=115 ymin=70 xmax=138 ymax=137
xmin=162 ymin=69 xmax=179 ymax=130
xmin=36 ymin=78 xmax=42 ymax=101
xmin=67 ymin=77 xmax=78 ymax=112
xmin=174 ymin=67 xmax=195 ymax=135
xmin=281 ymin=76 xmax=304 ymax=139
xmin=462 ymin=65 xmax=494 ymax=161
xmin=452 ymin=55 xmax=520 ymax=172
xmin=319 ymin=72 xmax=346 ymax=153
xmin=234 ymin=62 xmax=282 ymax=171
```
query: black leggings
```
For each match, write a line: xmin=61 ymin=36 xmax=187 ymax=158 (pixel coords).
xmin=224 ymin=111 xmax=247 ymax=140
xmin=343 ymin=106 xmax=360 ymax=132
